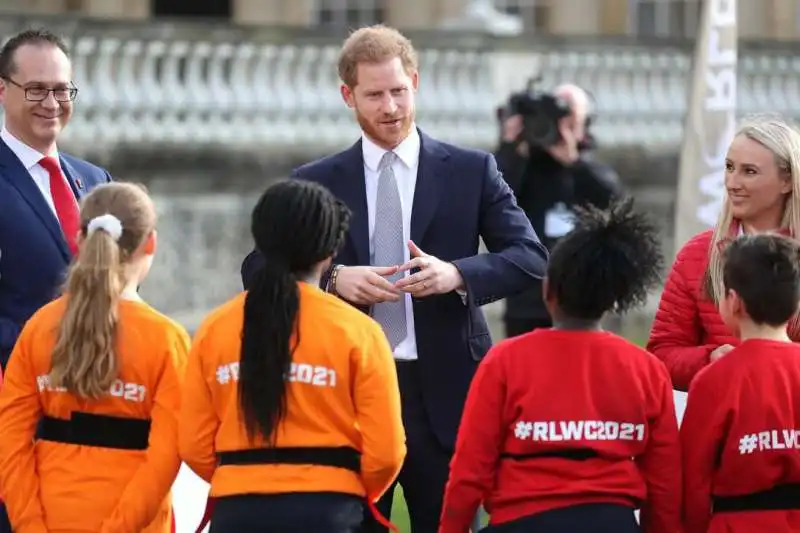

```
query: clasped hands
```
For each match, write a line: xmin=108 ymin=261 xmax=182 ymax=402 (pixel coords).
xmin=334 ymin=240 xmax=464 ymax=306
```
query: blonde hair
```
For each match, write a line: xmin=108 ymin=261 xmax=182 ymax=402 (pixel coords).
xmin=49 ymin=182 xmax=157 ymax=399
xmin=337 ymin=24 xmax=419 ymax=88
xmin=704 ymin=116 xmax=800 ymax=304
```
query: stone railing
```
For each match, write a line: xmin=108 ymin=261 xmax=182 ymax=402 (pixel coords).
xmin=1 ymin=15 xmax=799 ymax=332
xmin=0 ymin=16 xmax=797 ymax=156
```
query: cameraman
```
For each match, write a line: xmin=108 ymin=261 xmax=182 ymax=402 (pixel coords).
xmin=496 ymin=83 xmax=622 ymax=337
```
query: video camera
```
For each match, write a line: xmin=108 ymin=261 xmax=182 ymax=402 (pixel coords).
xmin=498 ymin=76 xmax=572 ymax=148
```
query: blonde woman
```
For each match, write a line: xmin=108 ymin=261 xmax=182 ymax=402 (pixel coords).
xmin=0 ymin=183 xmax=189 ymax=532
xmin=648 ymin=116 xmax=800 ymax=391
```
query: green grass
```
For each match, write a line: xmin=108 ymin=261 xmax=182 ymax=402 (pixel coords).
xmin=389 ymin=486 xmax=487 ymax=533
xmin=390 ymin=486 xmax=411 ymax=533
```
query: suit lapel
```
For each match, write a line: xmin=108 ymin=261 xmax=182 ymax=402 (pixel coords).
xmin=0 ymin=140 xmax=70 ymax=260
xmin=411 ymin=130 xmax=447 ymax=244
xmin=331 ymin=130 xmax=447 ymax=264
xmin=59 ymin=156 xmax=87 ymax=201
xmin=333 ymin=140 xmax=371 ymax=266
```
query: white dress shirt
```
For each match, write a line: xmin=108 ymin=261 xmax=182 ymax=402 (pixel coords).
xmin=1 ymin=126 xmax=63 ymax=217
xmin=362 ymin=127 xmax=421 ymax=361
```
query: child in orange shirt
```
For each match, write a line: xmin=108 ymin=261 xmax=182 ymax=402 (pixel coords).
xmin=682 ymin=234 xmax=800 ymax=533
xmin=440 ymin=198 xmax=681 ymax=533
xmin=0 ymin=182 xmax=189 ymax=533
xmin=179 ymin=179 xmax=406 ymax=533
xmin=0 ymin=364 xmax=8 ymax=533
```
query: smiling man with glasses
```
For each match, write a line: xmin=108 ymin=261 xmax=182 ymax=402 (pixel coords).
xmin=2 ymin=77 xmax=78 ymax=105
xmin=0 ymin=29 xmax=114 ymax=532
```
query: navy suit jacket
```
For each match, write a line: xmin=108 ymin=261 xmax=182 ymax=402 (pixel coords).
xmin=242 ymin=130 xmax=548 ymax=448
xmin=0 ymin=139 xmax=112 ymax=368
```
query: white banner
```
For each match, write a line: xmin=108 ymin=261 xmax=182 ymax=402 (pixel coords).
xmin=674 ymin=0 xmax=738 ymax=254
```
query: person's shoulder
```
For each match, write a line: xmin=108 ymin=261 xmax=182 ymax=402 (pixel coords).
xmin=121 ymin=300 xmax=192 ymax=348
xmin=670 ymin=229 xmax=714 ymax=275
xmin=294 ymin=141 xmax=360 ymax=180
xmin=688 ymin=342 xmax=749 ymax=395
xmin=133 ymin=301 xmax=190 ymax=338
xmin=677 ymin=230 xmax=714 ymax=258
xmin=574 ymin=154 xmax=620 ymax=184
xmin=59 ymin=152 xmax=110 ymax=177
xmin=423 ymin=133 xmax=499 ymax=189
xmin=481 ymin=330 xmax=543 ymax=365
xmin=192 ymin=293 xmax=246 ymax=344
xmin=686 ymin=357 xmax=726 ymax=398
xmin=23 ymin=296 xmax=67 ymax=334
xmin=424 ymin=132 xmax=489 ymax=163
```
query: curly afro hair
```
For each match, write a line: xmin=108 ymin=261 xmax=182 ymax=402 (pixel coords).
xmin=545 ymin=196 xmax=665 ymax=320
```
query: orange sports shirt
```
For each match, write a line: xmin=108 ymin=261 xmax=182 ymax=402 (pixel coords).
xmin=179 ymin=282 xmax=406 ymax=502
xmin=0 ymin=297 xmax=189 ymax=533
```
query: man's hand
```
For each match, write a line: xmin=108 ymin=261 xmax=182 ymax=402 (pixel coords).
xmin=545 ymin=118 xmax=579 ymax=165
xmin=709 ymin=344 xmax=734 ymax=363
xmin=501 ymin=114 xmax=529 ymax=157
xmin=334 ymin=265 xmax=401 ymax=305
xmin=394 ymin=241 xmax=464 ymax=297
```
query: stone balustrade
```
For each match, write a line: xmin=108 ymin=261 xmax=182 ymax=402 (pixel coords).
xmin=0 ymin=16 xmax=796 ymax=155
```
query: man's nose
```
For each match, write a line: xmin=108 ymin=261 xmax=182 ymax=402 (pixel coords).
xmin=38 ymin=92 xmax=59 ymax=109
xmin=382 ymin=96 xmax=398 ymax=114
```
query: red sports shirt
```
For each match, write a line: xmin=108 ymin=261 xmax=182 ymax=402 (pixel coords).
xmin=440 ymin=329 xmax=681 ymax=533
xmin=682 ymin=338 xmax=800 ymax=533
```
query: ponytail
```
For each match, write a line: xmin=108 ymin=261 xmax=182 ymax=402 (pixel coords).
xmin=50 ymin=227 xmax=125 ymax=399
xmin=238 ymin=258 xmax=300 ymax=444
xmin=239 ymin=179 xmax=352 ymax=444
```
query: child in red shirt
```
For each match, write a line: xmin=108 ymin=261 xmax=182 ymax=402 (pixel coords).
xmin=439 ymin=198 xmax=681 ymax=533
xmin=681 ymin=233 xmax=800 ymax=533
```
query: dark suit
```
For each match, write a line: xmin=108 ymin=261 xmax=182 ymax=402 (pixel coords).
xmin=0 ymin=139 xmax=112 ymax=369
xmin=242 ymin=130 xmax=547 ymax=532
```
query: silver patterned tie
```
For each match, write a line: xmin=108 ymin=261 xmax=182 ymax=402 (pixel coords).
xmin=371 ymin=151 xmax=407 ymax=350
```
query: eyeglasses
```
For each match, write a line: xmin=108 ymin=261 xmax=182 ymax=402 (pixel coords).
xmin=2 ymin=77 xmax=78 ymax=102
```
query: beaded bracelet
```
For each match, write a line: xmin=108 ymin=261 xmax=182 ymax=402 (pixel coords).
xmin=328 ymin=264 xmax=344 ymax=295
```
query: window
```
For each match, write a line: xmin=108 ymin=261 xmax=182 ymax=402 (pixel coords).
xmin=64 ymin=0 xmax=83 ymax=12
xmin=313 ymin=0 xmax=386 ymax=29
xmin=493 ymin=0 xmax=551 ymax=32
xmin=152 ymin=0 xmax=232 ymax=18
xmin=629 ymin=0 xmax=702 ymax=39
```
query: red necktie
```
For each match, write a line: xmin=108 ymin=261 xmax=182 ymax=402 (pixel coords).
xmin=39 ymin=156 xmax=80 ymax=256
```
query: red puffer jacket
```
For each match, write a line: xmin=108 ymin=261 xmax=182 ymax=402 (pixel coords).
xmin=647 ymin=230 xmax=735 ymax=392
xmin=648 ymin=229 xmax=800 ymax=391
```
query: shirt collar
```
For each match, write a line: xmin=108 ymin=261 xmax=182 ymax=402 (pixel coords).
xmin=0 ymin=125 xmax=59 ymax=171
xmin=362 ymin=125 xmax=420 ymax=172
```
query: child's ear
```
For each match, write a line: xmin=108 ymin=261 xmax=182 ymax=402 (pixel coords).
xmin=143 ymin=231 xmax=157 ymax=256
xmin=541 ymin=276 xmax=558 ymax=313
xmin=729 ymin=289 xmax=744 ymax=318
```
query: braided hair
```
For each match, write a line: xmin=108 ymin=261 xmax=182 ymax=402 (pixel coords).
xmin=545 ymin=197 xmax=664 ymax=321
xmin=239 ymin=179 xmax=351 ymax=444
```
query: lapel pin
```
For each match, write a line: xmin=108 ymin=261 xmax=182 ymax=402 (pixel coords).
xmin=75 ymin=177 xmax=83 ymax=190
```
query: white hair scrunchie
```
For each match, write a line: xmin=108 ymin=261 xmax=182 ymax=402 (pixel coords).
xmin=86 ymin=214 xmax=123 ymax=242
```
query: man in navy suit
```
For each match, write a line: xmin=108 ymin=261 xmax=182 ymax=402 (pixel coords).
xmin=0 ymin=27 xmax=112 ymax=533
xmin=242 ymin=25 xmax=547 ymax=532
